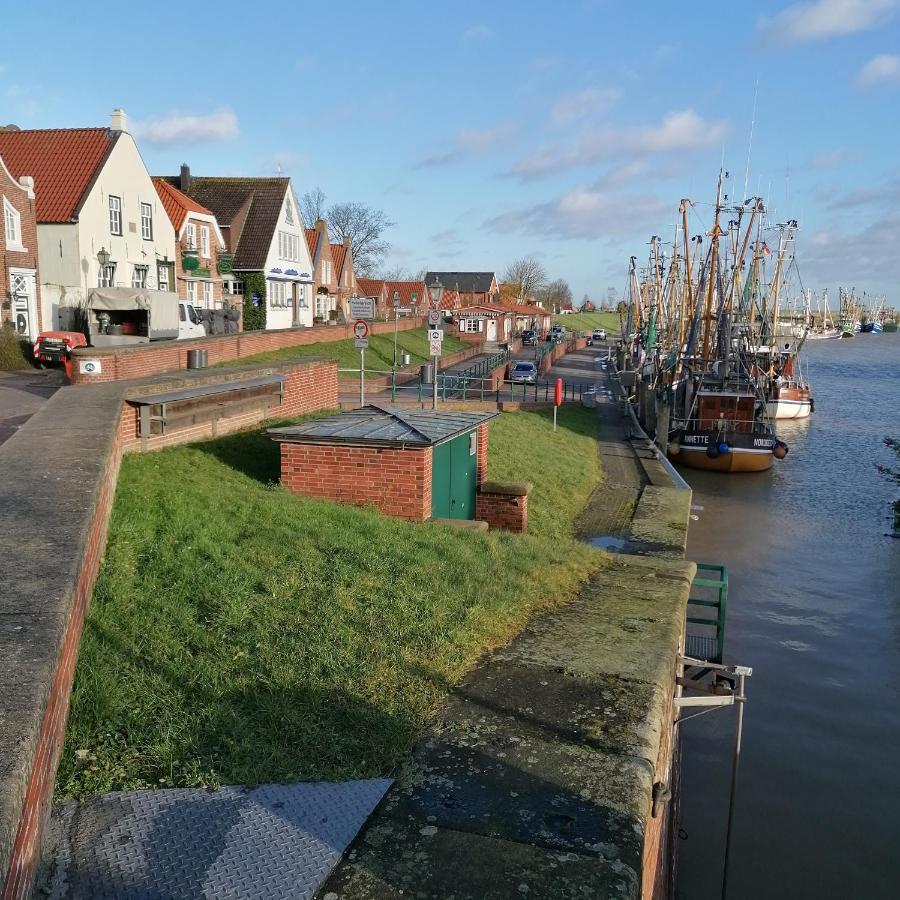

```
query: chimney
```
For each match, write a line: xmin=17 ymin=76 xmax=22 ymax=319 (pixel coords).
xmin=343 ymin=235 xmax=351 ymax=248
xmin=180 ymin=164 xmax=191 ymax=192
xmin=315 ymin=218 xmax=327 ymax=233
xmin=110 ymin=108 xmax=128 ymax=133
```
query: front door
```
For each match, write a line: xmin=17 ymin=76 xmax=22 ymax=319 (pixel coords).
xmin=486 ymin=318 xmax=497 ymax=341
xmin=9 ymin=271 xmax=38 ymax=340
xmin=430 ymin=433 xmax=477 ymax=520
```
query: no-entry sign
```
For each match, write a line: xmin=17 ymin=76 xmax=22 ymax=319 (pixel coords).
xmin=353 ymin=320 xmax=369 ymax=339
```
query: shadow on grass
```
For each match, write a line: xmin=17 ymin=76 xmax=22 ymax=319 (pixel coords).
xmin=193 ymin=427 xmax=281 ymax=484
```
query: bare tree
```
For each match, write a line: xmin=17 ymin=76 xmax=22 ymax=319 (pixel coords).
xmin=539 ymin=278 xmax=573 ymax=313
xmin=502 ymin=255 xmax=548 ymax=303
xmin=379 ymin=265 xmax=427 ymax=282
xmin=300 ymin=187 xmax=327 ymax=226
xmin=327 ymin=202 xmax=395 ymax=277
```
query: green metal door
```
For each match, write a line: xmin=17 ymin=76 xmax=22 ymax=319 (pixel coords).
xmin=431 ymin=441 xmax=452 ymax=518
xmin=449 ymin=432 xmax=477 ymax=519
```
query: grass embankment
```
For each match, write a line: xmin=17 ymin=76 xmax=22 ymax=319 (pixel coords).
xmin=220 ymin=327 xmax=468 ymax=376
xmin=57 ymin=407 xmax=604 ymax=797
xmin=554 ymin=310 xmax=620 ymax=333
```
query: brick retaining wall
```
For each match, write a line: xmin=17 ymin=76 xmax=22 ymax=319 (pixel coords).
xmin=0 ymin=358 xmax=338 ymax=899
xmin=68 ymin=317 xmax=428 ymax=384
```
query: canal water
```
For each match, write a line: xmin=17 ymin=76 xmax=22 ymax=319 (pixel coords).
xmin=676 ymin=334 xmax=900 ymax=899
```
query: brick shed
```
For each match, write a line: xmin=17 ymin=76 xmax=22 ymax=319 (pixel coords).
xmin=268 ymin=405 xmax=499 ymax=522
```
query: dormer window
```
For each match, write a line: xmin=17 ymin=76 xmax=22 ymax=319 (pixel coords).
xmin=3 ymin=197 xmax=24 ymax=250
xmin=285 ymin=197 xmax=294 ymax=225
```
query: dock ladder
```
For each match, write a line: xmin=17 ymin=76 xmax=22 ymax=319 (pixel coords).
xmin=685 ymin=563 xmax=728 ymax=664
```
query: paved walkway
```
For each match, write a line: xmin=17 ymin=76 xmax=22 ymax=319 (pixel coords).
xmin=0 ymin=368 xmax=65 ymax=446
xmin=43 ymin=780 xmax=391 ymax=900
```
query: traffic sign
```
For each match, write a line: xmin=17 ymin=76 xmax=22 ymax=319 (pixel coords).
xmin=353 ymin=320 xmax=369 ymax=339
xmin=428 ymin=329 xmax=444 ymax=343
xmin=427 ymin=309 xmax=442 ymax=326
xmin=354 ymin=338 xmax=369 ymax=349
xmin=429 ymin=335 xmax=443 ymax=356
xmin=349 ymin=297 xmax=375 ymax=320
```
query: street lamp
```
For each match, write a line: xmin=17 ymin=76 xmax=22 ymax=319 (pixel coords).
xmin=392 ymin=290 xmax=401 ymax=368
xmin=427 ymin=277 xmax=444 ymax=409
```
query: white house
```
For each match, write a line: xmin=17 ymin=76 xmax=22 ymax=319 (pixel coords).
xmin=0 ymin=109 xmax=176 ymax=331
xmin=173 ymin=170 xmax=314 ymax=329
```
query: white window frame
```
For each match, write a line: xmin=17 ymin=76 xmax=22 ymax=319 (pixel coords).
xmin=322 ymin=260 xmax=331 ymax=283
xmin=203 ymin=281 xmax=213 ymax=304
xmin=131 ymin=265 xmax=148 ymax=288
xmin=186 ymin=223 xmax=196 ymax=249
xmin=3 ymin=197 xmax=24 ymax=250
xmin=97 ymin=262 xmax=116 ymax=287
xmin=462 ymin=318 xmax=482 ymax=333
xmin=140 ymin=202 xmax=153 ymax=240
xmin=186 ymin=281 xmax=197 ymax=302
xmin=109 ymin=195 xmax=122 ymax=236
xmin=200 ymin=225 xmax=210 ymax=259
xmin=157 ymin=263 xmax=170 ymax=292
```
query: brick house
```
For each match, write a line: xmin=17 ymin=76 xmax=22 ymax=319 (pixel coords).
xmin=152 ymin=176 xmax=227 ymax=309
xmin=356 ymin=278 xmax=426 ymax=320
xmin=0 ymin=151 xmax=40 ymax=338
xmin=356 ymin=277 xmax=389 ymax=319
xmin=0 ymin=110 xmax=177 ymax=332
xmin=169 ymin=169 xmax=314 ymax=330
xmin=330 ymin=237 xmax=357 ymax=321
xmin=304 ymin=220 xmax=337 ymax=322
xmin=425 ymin=271 xmax=499 ymax=306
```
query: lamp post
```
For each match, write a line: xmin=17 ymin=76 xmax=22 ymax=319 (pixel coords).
xmin=392 ymin=290 xmax=401 ymax=368
xmin=427 ymin=276 xmax=444 ymax=410
xmin=97 ymin=247 xmax=111 ymax=286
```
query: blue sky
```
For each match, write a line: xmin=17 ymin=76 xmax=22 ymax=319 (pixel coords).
xmin=3 ymin=0 xmax=899 ymax=303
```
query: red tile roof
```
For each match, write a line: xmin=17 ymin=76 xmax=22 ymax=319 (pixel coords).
xmin=357 ymin=277 xmax=385 ymax=297
xmin=384 ymin=281 xmax=425 ymax=307
xmin=0 ymin=127 xmax=116 ymax=223
xmin=305 ymin=227 xmax=320 ymax=260
xmin=330 ymin=243 xmax=347 ymax=280
xmin=152 ymin=177 xmax=214 ymax=232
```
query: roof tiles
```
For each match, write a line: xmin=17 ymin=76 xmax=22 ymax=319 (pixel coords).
xmin=0 ymin=127 xmax=116 ymax=223
xmin=152 ymin=177 xmax=214 ymax=232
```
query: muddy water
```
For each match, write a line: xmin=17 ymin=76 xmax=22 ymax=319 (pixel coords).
xmin=676 ymin=335 xmax=900 ymax=899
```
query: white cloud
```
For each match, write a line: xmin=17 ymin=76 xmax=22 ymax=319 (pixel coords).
xmin=416 ymin=123 xmax=516 ymax=168
xmin=133 ymin=109 xmax=239 ymax=145
xmin=549 ymin=87 xmax=620 ymax=127
xmin=802 ymin=215 xmax=900 ymax=288
xmin=509 ymin=109 xmax=729 ymax=180
xmin=809 ymin=148 xmax=856 ymax=168
xmin=463 ymin=23 xmax=492 ymax=41
xmin=758 ymin=0 xmax=897 ymax=46
xmin=486 ymin=184 xmax=667 ymax=241
xmin=855 ymin=53 xmax=900 ymax=88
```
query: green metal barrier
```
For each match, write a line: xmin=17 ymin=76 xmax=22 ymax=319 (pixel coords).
xmin=685 ymin=563 xmax=729 ymax=663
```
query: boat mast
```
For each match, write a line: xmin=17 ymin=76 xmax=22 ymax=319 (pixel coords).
xmin=701 ymin=171 xmax=725 ymax=366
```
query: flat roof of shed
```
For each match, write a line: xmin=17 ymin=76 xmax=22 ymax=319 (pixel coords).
xmin=268 ymin=404 xmax=498 ymax=448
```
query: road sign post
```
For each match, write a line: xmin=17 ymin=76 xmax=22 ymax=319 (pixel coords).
xmin=428 ymin=329 xmax=444 ymax=409
xmin=353 ymin=321 xmax=370 ymax=407
xmin=553 ymin=377 xmax=563 ymax=432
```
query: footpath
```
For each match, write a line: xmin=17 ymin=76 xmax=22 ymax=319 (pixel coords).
xmin=316 ymin=358 xmax=695 ymax=899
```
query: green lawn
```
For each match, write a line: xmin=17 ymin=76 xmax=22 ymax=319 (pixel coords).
xmin=220 ymin=327 xmax=468 ymax=375
xmin=554 ymin=310 xmax=620 ymax=333
xmin=57 ymin=407 xmax=604 ymax=797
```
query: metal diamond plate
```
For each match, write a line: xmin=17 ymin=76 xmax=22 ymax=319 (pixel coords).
xmin=47 ymin=779 xmax=391 ymax=900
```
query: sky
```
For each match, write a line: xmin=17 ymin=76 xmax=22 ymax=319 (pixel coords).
xmin=3 ymin=0 xmax=899 ymax=305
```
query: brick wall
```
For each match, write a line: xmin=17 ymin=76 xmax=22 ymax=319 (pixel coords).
xmin=476 ymin=424 xmax=488 ymax=484
xmin=0 ymin=165 xmax=41 ymax=333
xmin=475 ymin=487 xmax=528 ymax=533
xmin=280 ymin=442 xmax=433 ymax=521
xmin=0 ymin=359 xmax=338 ymax=900
xmin=69 ymin=316 xmax=429 ymax=384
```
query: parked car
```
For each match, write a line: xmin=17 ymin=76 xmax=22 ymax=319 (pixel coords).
xmin=592 ymin=328 xmax=607 ymax=341
xmin=521 ymin=329 xmax=537 ymax=346
xmin=550 ymin=324 xmax=565 ymax=342
xmin=509 ymin=361 xmax=538 ymax=384
xmin=585 ymin=334 xmax=593 ymax=346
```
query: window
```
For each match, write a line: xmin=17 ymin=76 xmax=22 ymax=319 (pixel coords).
xmin=157 ymin=263 xmax=170 ymax=292
xmin=186 ymin=223 xmax=196 ymax=249
xmin=108 ymin=195 xmax=122 ymax=235
xmin=278 ymin=231 xmax=299 ymax=261
xmin=200 ymin=225 xmax=210 ymax=258
xmin=3 ymin=197 xmax=23 ymax=249
xmin=223 ymin=279 xmax=244 ymax=296
xmin=97 ymin=262 xmax=116 ymax=287
xmin=322 ymin=260 xmax=331 ymax=282
xmin=131 ymin=265 xmax=148 ymax=288
xmin=269 ymin=280 xmax=290 ymax=308
xmin=298 ymin=284 xmax=308 ymax=308
xmin=203 ymin=281 xmax=212 ymax=304
xmin=186 ymin=281 xmax=196 ymax=302
xmin=140 ymin=202 xmax=153 ymax=240
xmin=462 ymin=318 xmax=482 ymax=333
xmin=285 ymin=197 xmax=294 ymax=225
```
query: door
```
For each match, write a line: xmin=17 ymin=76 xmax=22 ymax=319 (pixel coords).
xmin=431 ymin=441 xmax=452 ymax=518
xmin=449 ymin=432 xmax=477 ymax=519
xmin=486 ymin=318 xmax=497 ymax=341
xmin=10 ymin=272 xmax=38 ymax=340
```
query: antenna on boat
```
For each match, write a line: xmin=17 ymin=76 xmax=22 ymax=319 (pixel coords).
xmin=743 ymin=79 xmax=759 ymax=203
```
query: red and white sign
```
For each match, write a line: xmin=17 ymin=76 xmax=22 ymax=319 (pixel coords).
xmin=353 ymin=320 xmax=369 ymax=339
xmin=554 ymin=377 xmax=563 ymax=407
xmin=427 ymin=309 xmax=442 ymax=326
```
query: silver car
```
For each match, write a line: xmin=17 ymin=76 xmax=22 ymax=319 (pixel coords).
xmin=509 ymin=361 xmax=538 ymax=384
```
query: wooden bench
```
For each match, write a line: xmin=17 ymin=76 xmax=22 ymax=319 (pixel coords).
xmin=130 ymin=375 xmax=287 ymax=448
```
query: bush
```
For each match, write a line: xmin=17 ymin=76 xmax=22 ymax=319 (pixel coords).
xmin=0 ymin=323 xmax=33 ymax=371
xmin=241 ymin=273 xmax=267 ymax=332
